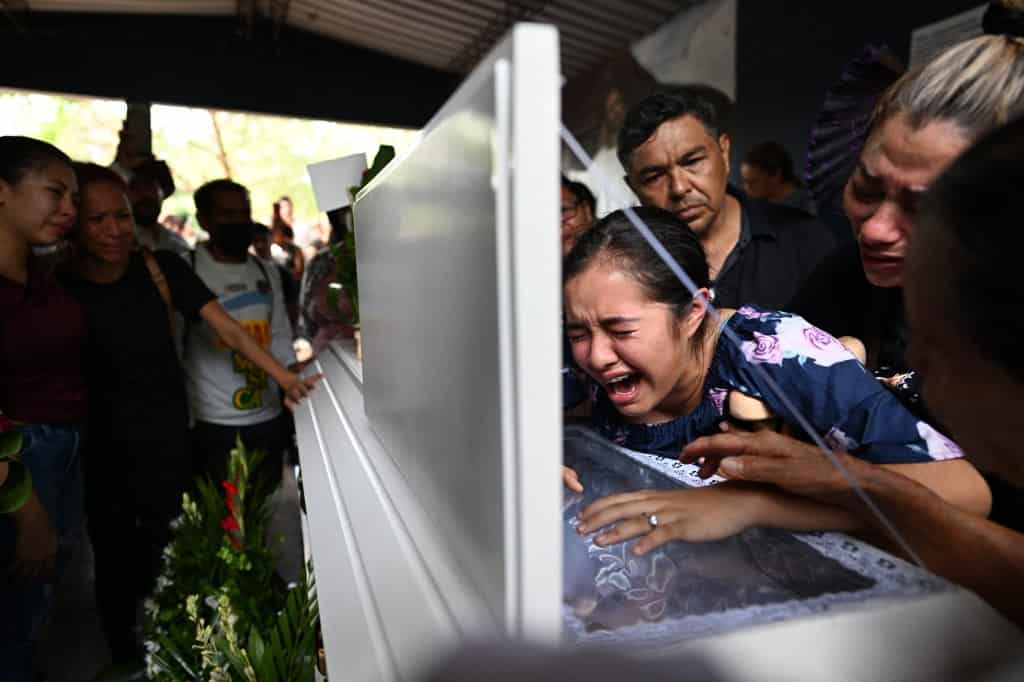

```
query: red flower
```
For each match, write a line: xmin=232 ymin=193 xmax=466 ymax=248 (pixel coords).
xmin=220 ymin=515 xmax=243 ymax=551
xmin=222 ymin=481 xmax=239 ymax=516
xmin=0 ymin=415 xmax=15 ymax=432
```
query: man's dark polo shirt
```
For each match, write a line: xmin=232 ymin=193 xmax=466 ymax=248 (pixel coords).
xmin=712 ymin=189 xmax=838 ymax=310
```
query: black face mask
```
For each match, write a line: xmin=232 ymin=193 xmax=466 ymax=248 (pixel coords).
xmin=212 ymin=222 xmax=255 ymax=260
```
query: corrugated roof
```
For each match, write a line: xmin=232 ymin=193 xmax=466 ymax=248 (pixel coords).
xmin=21 ymin=0 xmax=689 ymax=77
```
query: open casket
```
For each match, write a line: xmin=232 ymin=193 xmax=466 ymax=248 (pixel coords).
xmin=561 ymin=427 xmax=948 ymax=647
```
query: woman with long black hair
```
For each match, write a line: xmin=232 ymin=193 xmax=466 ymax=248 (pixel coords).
xmin=0 ymin=136 xmax=85 ymax=682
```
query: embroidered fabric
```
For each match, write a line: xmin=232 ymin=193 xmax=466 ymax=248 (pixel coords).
xmin=562 ymin=426 xmax=951 ymax=646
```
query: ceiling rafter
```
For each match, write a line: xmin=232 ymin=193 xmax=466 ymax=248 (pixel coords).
xmin=236 ymin=0 xmax=257 ymax=39
xmin=447 ymin=0 xmax=550 ymax=73
xmin=16 ymin=1 xmax=688 ymax=80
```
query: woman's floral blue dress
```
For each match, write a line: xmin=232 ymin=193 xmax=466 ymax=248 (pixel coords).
xmin=589 ymin=306 xmax=962 ymax=464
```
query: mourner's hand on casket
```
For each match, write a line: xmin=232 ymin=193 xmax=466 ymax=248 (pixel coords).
xmin=562 ymin=465 xmax=583 ymax=493
xmin=575 ymin=483 xmax=766 ymax=555
xmin=682 ymin=428 xmax=871 ymax=506
xmin=283 ymin=372 xmax=324 ymax=411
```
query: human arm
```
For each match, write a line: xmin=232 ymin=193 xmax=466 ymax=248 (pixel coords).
xmin=9 ymin=490 xmax=58 ymax=580
xmin=198 ymin=300 xmax=320 ymax=410
xmin=575 ymin=480 xmax=860 ymax=556
xmin=684 ymin=429 xmax=1024 ymax=627
xmin=729 ymin=310 xmax=990 ymax=514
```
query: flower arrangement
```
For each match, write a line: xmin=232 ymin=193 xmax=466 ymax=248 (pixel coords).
xmin=143 ymin=437 xmax=318 ymax=680
xmin=0 ymin=428 xmax=32 ymax=514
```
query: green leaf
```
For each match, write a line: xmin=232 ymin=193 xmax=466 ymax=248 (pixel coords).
xmin=157 ymin=636 xmax=199 ymax=679
xmin=0 ymin=431 xmax=22 ymax=460
xmin=247 ymin=626 xmax=266 ymax=667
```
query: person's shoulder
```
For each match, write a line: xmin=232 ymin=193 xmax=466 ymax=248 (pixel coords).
xmin=724 ymin=306 xmax=853 ymax=367
xmin=725 ymin=305 xmax=794 ymax=334
xmin=153 ymin=248 xmax=193 ymax=274
xmin=744 ymin=197 xmax=832 ymax=240
xmin=164 ymin=229 xmax=192 ymax=253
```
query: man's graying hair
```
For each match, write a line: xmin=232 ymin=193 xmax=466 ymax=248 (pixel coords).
xmin=873 ymin=34 xmax=1024 ymax=140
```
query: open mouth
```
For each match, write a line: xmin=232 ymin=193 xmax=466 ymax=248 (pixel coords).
xmin=604 ymin=373 xmax=640 ymax=404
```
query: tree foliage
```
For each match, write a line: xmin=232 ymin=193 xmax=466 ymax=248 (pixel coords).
xmin=0 ymin=88 xmax=418 ymax=240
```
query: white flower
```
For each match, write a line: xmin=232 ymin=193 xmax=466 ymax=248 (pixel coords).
xmin=155 ymin=576 xmax=172 ymax=594
xmin=145 ymin=653 xmax=162 ymax=677
xmin=143 ymin=598 xmax=159 ymax=617
xmin=169 ymin=515 xmax=183 ymax=530
xmin=205 ymin=595 xmax=219 ymax=609
xmin=144 ymin=639 xmax=161 ymax=654
xmin=162 ymin=544 xmax=175 ymax=560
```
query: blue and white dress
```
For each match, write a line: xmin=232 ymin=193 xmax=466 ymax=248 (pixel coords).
xmin=589 ymin=306 xmax=962 ymax=464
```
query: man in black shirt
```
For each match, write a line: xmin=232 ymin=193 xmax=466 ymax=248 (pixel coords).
xmin=617 ymin=89 xmax=836 ymax=309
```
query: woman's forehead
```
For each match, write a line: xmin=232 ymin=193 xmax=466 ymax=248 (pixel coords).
xmin=863 ymin=114 xmax=970 ymax=191
xmin=565 ymin=262 xmax=658 ymax=314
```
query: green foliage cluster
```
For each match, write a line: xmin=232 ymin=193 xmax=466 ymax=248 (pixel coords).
xmin=327 ymin=144 xmax=397 ymax=325
xmin=0 ymin=89 xmax=417 ymax=235
xmin=143 ymin=438 xmax=318 ymax=681
xmin=0 ymin=430 xmax=32 ymax=513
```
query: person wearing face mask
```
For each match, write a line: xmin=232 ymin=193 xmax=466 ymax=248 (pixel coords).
xmin=61 ymin=166 xmax=318 ymax=672
xmin=186 ymin=179 xmax=300 ymax=491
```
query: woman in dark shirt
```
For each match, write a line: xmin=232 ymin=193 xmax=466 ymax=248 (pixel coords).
xmin=791 ymin=36 xmax=1024 ymax=399
xmin=0 ymin=136 xmax=86 ymax=682
xmin=61 ymin=164 xmax=319 ymax=669
xmin=788 ymin=35 xmax=1024 ymax=530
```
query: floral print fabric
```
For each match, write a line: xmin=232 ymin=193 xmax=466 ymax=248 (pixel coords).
xmin=590 ymin=306 xmax=962 ymax=464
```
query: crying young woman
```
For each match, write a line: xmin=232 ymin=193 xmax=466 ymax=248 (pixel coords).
xmin=561 ymin=207 xmax=989 ymax=556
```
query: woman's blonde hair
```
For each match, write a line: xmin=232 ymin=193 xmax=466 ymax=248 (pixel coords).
xmin=874 ymin=34 xmax=1024 ymax=140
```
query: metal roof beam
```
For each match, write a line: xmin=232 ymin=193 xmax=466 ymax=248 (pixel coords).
xmin=0 ymin=0 xmax=28 ymax=32
xmin=448 ymin=0 xmax=551 ymax=73
xmin=269 ymin=0 xmax=290 ymax=41
xmin=295 ymin=2 xmax=464 ymax=61
xmin=236 ymin=0 xmax=257 ymax=39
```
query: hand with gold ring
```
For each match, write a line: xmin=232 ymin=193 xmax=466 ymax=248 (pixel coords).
xmin=576 ymin=483 xmax=766 ymax=555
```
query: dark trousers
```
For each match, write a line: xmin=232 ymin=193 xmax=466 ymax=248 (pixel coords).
xmin=190 ymin=414 xmax=288 ymax=493
xmin=85 ymin=431 xmax=191 ymax=663
xmin=0 ymin=424 xmax=84 ymax=682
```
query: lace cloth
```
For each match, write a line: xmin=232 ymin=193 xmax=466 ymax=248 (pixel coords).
xmin=562 ymin=426 xmax=951 ymax=646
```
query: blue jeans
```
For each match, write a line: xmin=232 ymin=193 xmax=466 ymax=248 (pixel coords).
xmin=0 ymin=423 xmax=84 ymax=682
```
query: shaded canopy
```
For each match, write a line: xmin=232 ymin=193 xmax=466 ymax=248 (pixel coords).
xmin=0 ymin=1 xmax=689 ymax=127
